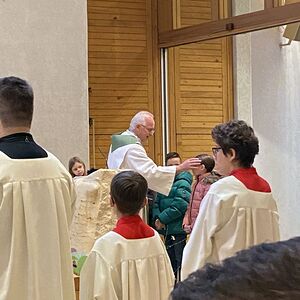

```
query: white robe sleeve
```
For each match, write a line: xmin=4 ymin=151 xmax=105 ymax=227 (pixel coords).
xmin=80 ymin=251 xmax=120 ymax=300
xmin=123 ymin=146 xmax=176 ymax=195
xmin=181 ymin=192 xmax=221 ymax=280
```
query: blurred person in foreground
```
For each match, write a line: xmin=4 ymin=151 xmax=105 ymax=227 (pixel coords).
xmin=171 ymin=237 xmax=300 ymax=300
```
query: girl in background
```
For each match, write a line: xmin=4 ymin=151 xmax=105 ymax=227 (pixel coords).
xmin=68 ymin=156 xmax=87 ymax=177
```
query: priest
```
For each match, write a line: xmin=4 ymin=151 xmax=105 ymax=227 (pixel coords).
xmin=107 ymin=111 xmax=200 ymax=196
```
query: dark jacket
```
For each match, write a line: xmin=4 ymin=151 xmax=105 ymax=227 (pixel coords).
xmin=152 ymin=171 xmax=192 ymax=235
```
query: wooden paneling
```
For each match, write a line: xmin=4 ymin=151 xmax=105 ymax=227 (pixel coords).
xmin=88 ymin=0 xmax=233 ymax=167
xmin=159 ymin=1 xmax=300 ymax=47
xmin=88 ymin=0 xmax=160 ymax=168
xmin=168 ymin=0 xmax=233 ymax=160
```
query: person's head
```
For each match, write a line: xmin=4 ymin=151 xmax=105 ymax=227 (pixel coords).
xmin=171 ymin=237 xmax=300 ymax=300
xmin=110 ymin=171 xmax=148 ymax=216
xmin=129 ymin=111 xmax=155 ymax=143
xmin=211 ymin=120 xmax=259 ymax=176
xmin=192 ymin=154 xmax=215 ymax=177
xmin=0 ymin=76 xmax=33 ymax=135
xmin=68 ymin=156 xmax=86 ymax=177
xmin=165 ymin=151 xmax=181 ymax=166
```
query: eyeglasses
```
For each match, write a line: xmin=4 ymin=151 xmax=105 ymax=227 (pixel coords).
xmin=212 ymin=147 xmax=222 ymax=156
xmin=141 ymin=124 xmax=155 ymax=134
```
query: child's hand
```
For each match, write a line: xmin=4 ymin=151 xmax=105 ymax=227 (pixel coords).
xmin=155 ymin=219 xmax=165 ymax=230
xmin=183 ymin=224 xmax=191 ymax=234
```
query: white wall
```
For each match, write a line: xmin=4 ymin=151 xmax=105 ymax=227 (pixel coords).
xmin=251 ymin=28 xmax=300 ymax=240
xmin=234 ymin=0 xmax=300 ymax=239
xmin=0 ymin=0 xmax=89 ymax=167
xmin=232 ymin=0 xmax=252 ymax=124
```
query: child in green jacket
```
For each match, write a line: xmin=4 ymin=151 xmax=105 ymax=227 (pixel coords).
xmin=152 ymin=152 xmax=192 ymax=281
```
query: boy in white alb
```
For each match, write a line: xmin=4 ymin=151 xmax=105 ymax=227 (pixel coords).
xmin=181 ymin=120 xmax=280 ymax=280
xmin=80 ymin=171 xmax=174 ymax=300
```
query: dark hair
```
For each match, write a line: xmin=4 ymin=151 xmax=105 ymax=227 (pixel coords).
xmin=195 ymin=154 xmax=215 ymax=173
xmin=165 ymin=151 xmax=181 ymax=165
xmin=171 ymin=237 xmax=300 ymax=300
xmin=87 ymin=167 xmax=98 ymax=175
xmin=211 ymin=120 xmax=259 ymax=168
xmin=110 ymin=171 xmax=148 ymax=215
xmin=68 ymin=156 xmax=86 ymax=177
xmin=0 ymin=76 xmax=33 ymax=128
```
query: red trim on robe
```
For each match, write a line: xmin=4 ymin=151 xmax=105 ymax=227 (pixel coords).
xmin=230 ymin=167 xmax=271 ymax=192
xmin=113 ymin=215 xmax=155 ymax=239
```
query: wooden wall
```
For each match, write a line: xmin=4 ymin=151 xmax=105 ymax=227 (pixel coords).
xmin=88 ymin=0 xmax=233 ymax=167
xmin=88 ymin=0 xmax=161 ymax=168
xmin=167 ymin=0 xmax=233 ymax=160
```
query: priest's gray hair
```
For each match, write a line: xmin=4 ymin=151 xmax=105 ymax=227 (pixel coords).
xmin=129 ymin=111 xmax=154 ymax=131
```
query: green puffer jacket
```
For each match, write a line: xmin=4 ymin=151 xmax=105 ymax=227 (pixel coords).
xmin=152 ymin=171 xmax=192 ymax=235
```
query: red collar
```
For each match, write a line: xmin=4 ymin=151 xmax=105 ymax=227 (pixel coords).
xmin=230 ymin=167 xmax=271 ymax=192
xmin=230 ymin=167 xmax=258 ymax=176
xmin=113 ymin=215 xmax=154 ymax=239
xmin=116 ymin=215 xmax=142 ymax=226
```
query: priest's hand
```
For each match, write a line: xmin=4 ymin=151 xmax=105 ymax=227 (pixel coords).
xmin=176 ymin=157 xmax=201 ymax=173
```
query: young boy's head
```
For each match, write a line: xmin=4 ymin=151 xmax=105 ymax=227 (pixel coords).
xmin=211 ymin=120 xmax=259 ymax=174
xmin=110 ymin=171 xmax=148 ymax=216
xmin=193 ymin=154 xmax=215 ymax=176
xmin=165 ymin=151 xmax=181 ymax=166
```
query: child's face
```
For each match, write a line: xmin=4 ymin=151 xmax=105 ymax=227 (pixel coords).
xmin=192 ymin=163 xmax=206 ymax=176
xmin=167 ymin=157 xmax=181 ymax=166
xmin=72 ymin=162 xmax=85 ymax=177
